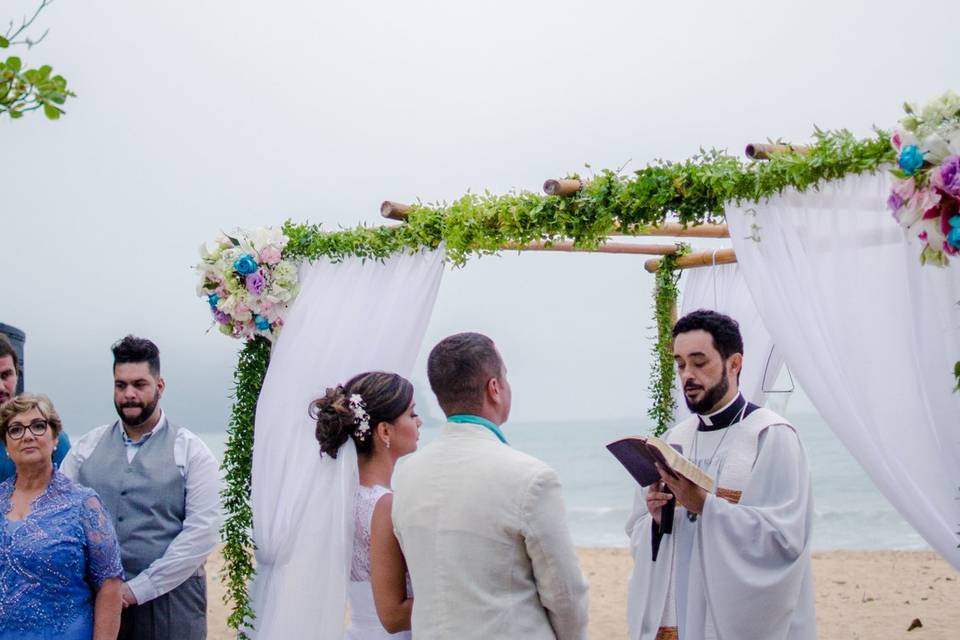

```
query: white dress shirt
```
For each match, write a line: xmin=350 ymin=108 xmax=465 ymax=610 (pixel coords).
xmin=60 ymin=410 xmax=223 ymax=604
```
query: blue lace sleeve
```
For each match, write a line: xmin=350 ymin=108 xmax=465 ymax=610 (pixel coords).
xmin=80 ymin=493 xmax=124 ymax=588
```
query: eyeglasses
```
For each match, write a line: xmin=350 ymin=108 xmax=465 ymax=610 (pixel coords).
xmin=6 ymin=420 xmax=50 ymax=440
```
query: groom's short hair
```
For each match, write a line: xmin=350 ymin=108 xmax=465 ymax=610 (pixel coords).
xmin=428 ymin=332 xmax=504 ymax=415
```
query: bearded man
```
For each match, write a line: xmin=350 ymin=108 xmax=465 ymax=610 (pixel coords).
xmin=61 ymin=335 xmax=221 ymax=640
xmin=625 ymin=310 xmax=815 ymax=640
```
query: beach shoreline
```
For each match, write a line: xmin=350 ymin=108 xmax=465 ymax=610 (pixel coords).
xmin=205 ymin=547 xmax=959 ymax=639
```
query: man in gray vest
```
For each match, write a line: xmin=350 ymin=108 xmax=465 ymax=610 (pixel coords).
xmin=61 ymin=335 xmax=222 ymax=640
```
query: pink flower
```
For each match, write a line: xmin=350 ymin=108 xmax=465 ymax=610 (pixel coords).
xmin=891 ymin=132 xmax=902 ymax=150
xmin=259 ymin=245 xmax=283 ymax=266
xmin=897 ymin=186 xmax=939 ymax=227
xmin=914 ymin=187 xmax=942 ymax=218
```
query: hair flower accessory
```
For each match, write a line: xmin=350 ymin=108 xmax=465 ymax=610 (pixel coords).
xmin=349 ymin=393 xmax=371 ymax=441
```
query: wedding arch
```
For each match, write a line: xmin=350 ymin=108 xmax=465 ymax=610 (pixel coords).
xmin=196 ymin=94 xmax=960 ymax=636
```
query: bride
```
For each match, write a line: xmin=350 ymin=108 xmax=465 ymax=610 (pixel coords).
xmin=311 ymin=372 xmax=420 ymax=639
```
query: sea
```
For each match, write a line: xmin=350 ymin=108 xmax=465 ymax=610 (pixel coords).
xmin=195 ymin=408 xmax=928 ymax=551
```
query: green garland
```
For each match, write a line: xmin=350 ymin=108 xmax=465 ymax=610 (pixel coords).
xmin=221 ymin=127 xmax=900 ymax=635
xmin=281 ymin=128 xmax=893 ymax=266
xmin=221 ymin=336 xmax=270 ymax=638
xmin=649 ymin=246 xmax=689 ymax=436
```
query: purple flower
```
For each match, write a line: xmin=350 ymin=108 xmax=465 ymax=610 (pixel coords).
xmin=887 ymin=192 xmax=904 ymax=212
xmin=245 ymin=270 xmax=266 ymax=296
xmin=938 ymin=156 xmax=960 ymax=197
xmin=213 ymin=309 xmax=231 ymax=325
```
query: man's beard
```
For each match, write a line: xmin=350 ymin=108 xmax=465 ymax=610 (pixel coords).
xmin=115 ymin=394 xmax=160 ymax=427
xmin=683 ymin=368 xmax=730 ymax=415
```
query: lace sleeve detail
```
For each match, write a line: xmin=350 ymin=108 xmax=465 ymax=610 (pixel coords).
xmin=80 ymin=493 xmax=124 ymax=588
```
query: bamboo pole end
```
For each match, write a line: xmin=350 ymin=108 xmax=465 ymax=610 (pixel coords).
xmin=543 ymin=178 xmax=583 ymax=197
xmin=380 ymin=201 xmax=411 ymax=221
xmin=745 ymin=143 xmax=811 ymax=160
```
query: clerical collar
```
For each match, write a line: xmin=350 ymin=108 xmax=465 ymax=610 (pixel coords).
xmin=696 ymin=393 xmax=750 ymax=432
xmin=447 ymin=414 xmax=509 ymax=444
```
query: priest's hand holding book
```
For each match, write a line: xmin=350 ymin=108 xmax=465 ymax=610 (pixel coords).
xmin=606 ymin=435 xmax=714 ymax=521
xmin=656 ymin=463 xmax=706 ymax=516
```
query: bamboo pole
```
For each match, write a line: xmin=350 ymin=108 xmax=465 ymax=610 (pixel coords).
xmin=380 ymin=201 xmax=412 ymax=221
xmin=542 ymin=178 xmax=585 ymax=196
xmin=744 ymin=143 xmax=810 ymax=160
xmin=612 ymin=222 xmax=729 ymax=238
xmin=644 ymin=248 xmax=737 ymax=272
xmin=506 ymin=241 xmax=679 ymax=256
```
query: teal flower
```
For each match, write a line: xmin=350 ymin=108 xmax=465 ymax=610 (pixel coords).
xmin=898 ymin=145 xmax=925 ymax=176
xmin=947 ymin=215 xmax=960 ymax=250
xmin=233 ymin=254 xmax=258 ymax=275
xmin=254 ymin=315 xmax=271 ymax=331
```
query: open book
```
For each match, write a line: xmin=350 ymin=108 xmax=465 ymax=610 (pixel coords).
xmin=606 ymin=436 xmax=715 ymax=494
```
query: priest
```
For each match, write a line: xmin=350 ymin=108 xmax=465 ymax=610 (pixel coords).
xmin=625 ymin=310 xmax=815 ymax=640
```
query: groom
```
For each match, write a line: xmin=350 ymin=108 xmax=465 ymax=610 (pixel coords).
xmin=392 ymin=332 xmax=589 ymax=639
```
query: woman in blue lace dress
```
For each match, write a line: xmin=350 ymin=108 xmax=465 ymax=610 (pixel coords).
xmin=0 ymin=394 xmax=124 ymax=640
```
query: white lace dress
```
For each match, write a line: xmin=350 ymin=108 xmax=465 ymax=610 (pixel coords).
xmin=345 ymin=485 xmax=412 ymax=640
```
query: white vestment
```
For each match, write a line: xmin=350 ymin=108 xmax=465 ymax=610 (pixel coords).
xmin=625 ymin=407 xmax=816 ymax=640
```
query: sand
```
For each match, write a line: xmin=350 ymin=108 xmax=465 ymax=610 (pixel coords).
xmin=205 ymin=547 xmax=960 ymax=639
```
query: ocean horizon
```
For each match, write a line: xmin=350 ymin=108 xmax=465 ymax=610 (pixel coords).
xmin=190 ymin=408 xmax=927 ymax=552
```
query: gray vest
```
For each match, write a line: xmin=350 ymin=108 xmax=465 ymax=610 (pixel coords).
xmin=77 ymin=420 xmax=186 ymax=579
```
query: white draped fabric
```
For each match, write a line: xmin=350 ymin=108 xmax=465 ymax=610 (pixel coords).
xmin=247 ymin=249 xmax=445 ymax=638
xmin=678 ymin=262 xmax=785 ymax=412
xmin=726 ymin=173 xmax=960 ymax=569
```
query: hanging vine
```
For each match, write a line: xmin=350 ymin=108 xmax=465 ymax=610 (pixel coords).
xmin=648 ymin=245 xmax=689 ymax=436
xmin=220 ymin=336 xmax=270 ymax=638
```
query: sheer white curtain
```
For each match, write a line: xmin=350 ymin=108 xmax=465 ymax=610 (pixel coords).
xmin=726 ymin=173 xmax=960 ymax=568
xmin=678 ymin=262 xmax=785 ymax=414
xmin=247 ymin=249 xmax=445 ymax=638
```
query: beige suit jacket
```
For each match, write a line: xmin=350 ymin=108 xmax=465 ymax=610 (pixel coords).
xmin=392 ymin=421 xmax=589 ymax=640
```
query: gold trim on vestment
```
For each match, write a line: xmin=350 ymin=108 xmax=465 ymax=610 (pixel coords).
xmin=716 ymin=487 xmax=742 ymax=504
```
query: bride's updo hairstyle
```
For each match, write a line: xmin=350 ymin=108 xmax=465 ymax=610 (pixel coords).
xmin=310 ymin=371 xmax=414 ymax=458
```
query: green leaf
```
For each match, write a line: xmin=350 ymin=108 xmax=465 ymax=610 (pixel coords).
xmin=43 ymin=103 xmax=61 ymax=120
xmin=0 ymin=37 xmax=9 ymax=48
xmin=6 ymin=56 xmax=21 ymax=72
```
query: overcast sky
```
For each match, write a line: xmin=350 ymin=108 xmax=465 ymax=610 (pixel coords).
xmin=3 ymin=0 xmax=959 ymax=435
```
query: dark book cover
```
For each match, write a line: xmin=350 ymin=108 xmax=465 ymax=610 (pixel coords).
xmin=606 ymin=438 xmax=683 ymax=487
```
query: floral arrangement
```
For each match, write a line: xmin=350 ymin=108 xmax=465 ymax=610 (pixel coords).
xmin=196 ymin=227 xmax=299 ymax=341
xmin=888 ymin=91 xmax=960 ymax=266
